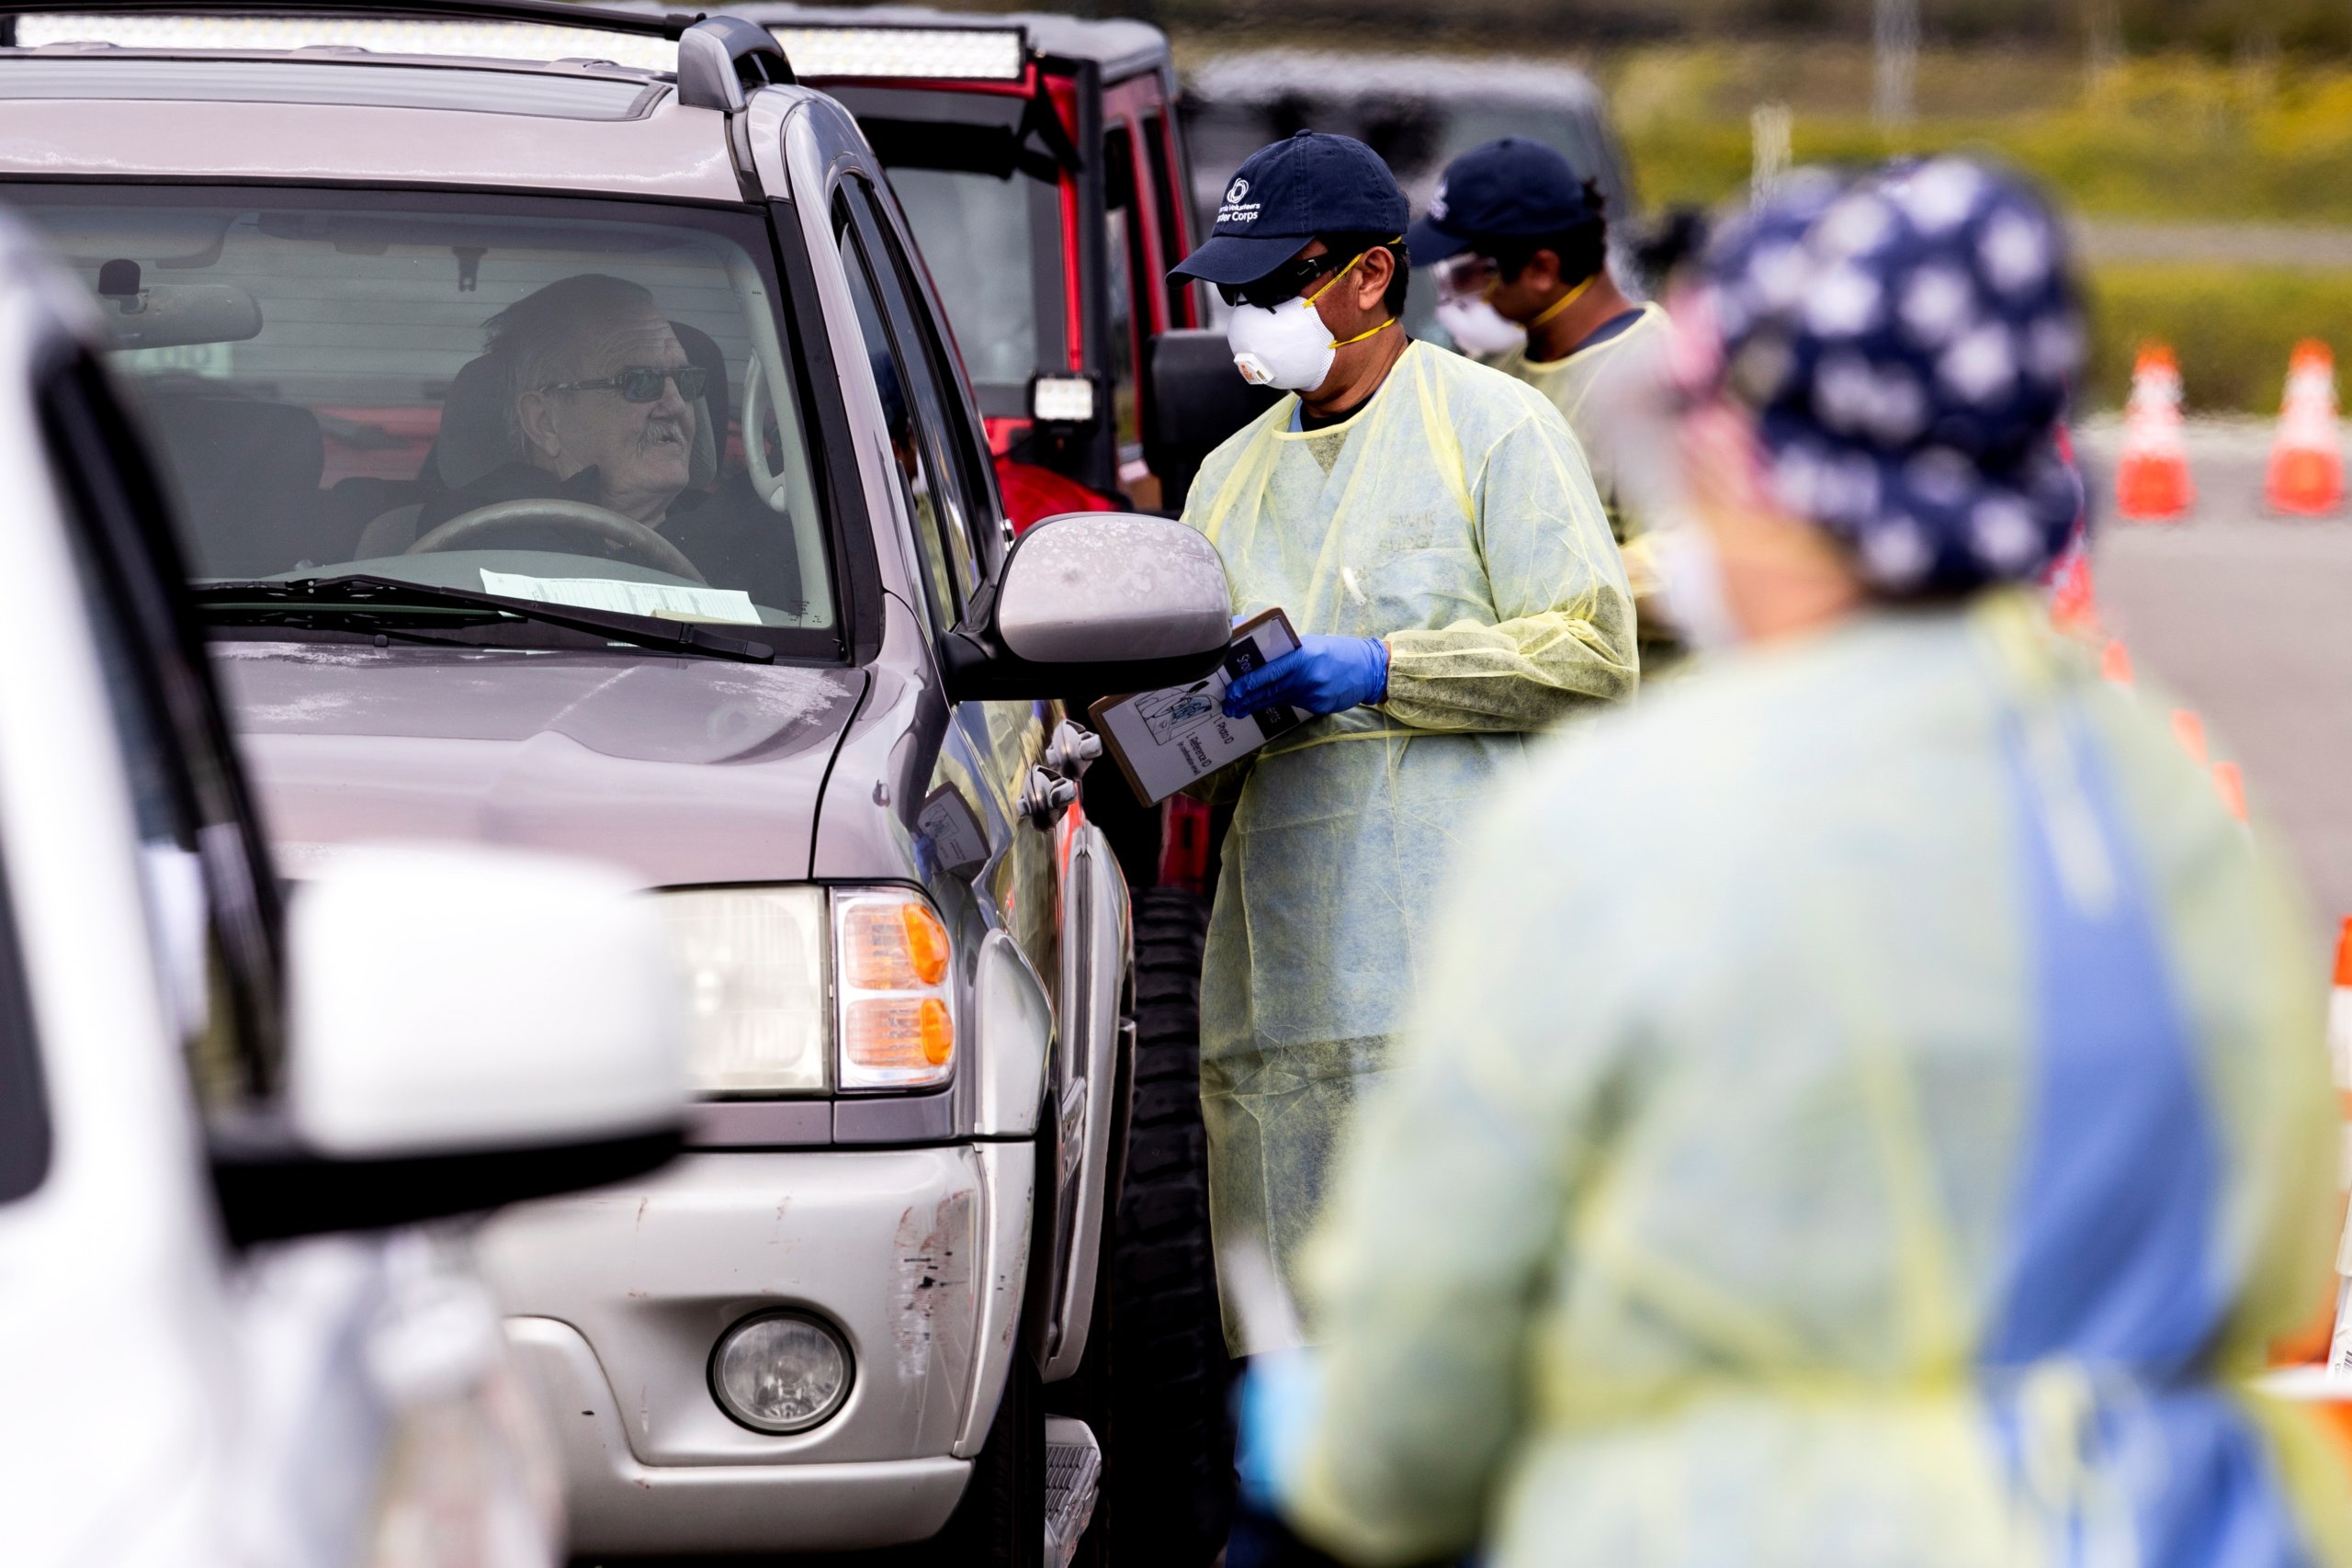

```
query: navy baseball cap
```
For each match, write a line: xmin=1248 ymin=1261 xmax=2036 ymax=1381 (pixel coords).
xmin=1407 ymin=137 xmax=1600 ymax=265
xmin=1170 ymin=130 xmax=1409 ymax=287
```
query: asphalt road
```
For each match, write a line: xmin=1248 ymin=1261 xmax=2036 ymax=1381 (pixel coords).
xmin=2078 ymin=419 xmax=2352 ymax=953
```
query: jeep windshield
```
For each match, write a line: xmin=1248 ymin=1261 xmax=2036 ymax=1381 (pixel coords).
xmin=8 ymin=187 xmax=839 ymax=658
xmin=849 ymin=100 xmax=1066 ymax=421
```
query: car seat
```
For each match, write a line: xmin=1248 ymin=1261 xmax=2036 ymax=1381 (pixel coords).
xmin=141 ymin=393 xmax=325 ymax=578
xmin=355 ymin=321 xmax=731 ymax=558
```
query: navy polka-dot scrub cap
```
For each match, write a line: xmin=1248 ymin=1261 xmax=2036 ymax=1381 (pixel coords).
xmin=1702 ymin=158 xmax=2086 ymax=596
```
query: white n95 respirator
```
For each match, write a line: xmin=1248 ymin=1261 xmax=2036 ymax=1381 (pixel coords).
xmin=1434 ymin=298 xmax=1528 ymax=357
xmin=1227 ymin=294 xmax=1340 ymax=391
xmin=1226 ymin=249 xmax=1394 ymax=392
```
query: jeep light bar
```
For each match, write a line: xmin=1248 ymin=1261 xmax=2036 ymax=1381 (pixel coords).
xmin=11 ymin=12 xmax=677 ymax=71
xmin=763 ymin=24 xmax=1023 ymax=82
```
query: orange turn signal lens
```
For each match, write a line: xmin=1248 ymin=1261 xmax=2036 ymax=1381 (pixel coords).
xmin=844 ymin=995 xmax=955 ymax=1070
xmin=899 ymin=902 xmax=952 ymax=987
xmin=841 ymin=898 xmax=954 ymax=989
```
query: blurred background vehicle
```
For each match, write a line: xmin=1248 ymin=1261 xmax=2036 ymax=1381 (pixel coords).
xmin=0 ymin=208 xmax=688 ymax=1568
xmin=0 ymin=5 xmax=1239 ymax=1562
xmin=1181 ymin=50 xmax=1642 ymax=344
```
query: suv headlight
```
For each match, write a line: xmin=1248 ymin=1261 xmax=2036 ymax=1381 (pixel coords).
xmin=660 ymin=886 xmax=956 ymax=1096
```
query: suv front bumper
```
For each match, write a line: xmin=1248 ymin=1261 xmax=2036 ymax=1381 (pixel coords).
xmin=479 ymin=1143 xmax=1035 ymax=1554
xmin=504 ymin=1315 xmax=970 ymax=1551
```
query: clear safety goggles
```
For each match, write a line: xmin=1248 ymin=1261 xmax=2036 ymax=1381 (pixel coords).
xmin=1432 ymin=250 xmax=1502 ymax=305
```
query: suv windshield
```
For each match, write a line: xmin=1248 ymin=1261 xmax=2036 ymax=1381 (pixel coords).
xmin=8 ymin=187 xmax=835 ymax=648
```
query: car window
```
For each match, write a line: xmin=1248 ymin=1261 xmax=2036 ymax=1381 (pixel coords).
xmin=9 ymin=187 xmax=836 ymax=644
xmin=41 ymin=348 xmax=284 ymax=1121
xmin=1142 ymin=110 xmax=1194 ymax=329
xmin=839 ymin=179 xmax=989 ymax=611
xmin=1104 ymin=125 xmax=1141 ymax=449
xmin=1143 ymin=115 xmax=1194 ymax=329
xmin=833 ymin=192 xmax=966 ymax=628
xmin=0 ymin=848 xmax=44 ymax=1205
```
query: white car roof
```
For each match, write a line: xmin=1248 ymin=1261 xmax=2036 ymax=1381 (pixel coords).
xmin=0 ymin=52 xmax=763 ymax=197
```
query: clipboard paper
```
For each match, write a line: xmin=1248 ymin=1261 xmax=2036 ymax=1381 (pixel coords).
xmin=1087 ymin=609 xmax=1304 ymax=807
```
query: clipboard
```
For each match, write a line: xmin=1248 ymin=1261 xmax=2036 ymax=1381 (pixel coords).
xmin=1086 ymin=608 xmax=1304 ymax=807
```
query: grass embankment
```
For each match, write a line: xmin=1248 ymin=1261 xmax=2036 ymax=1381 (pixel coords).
xmin=1612 ymin=51 xmax=2352 ymax=225
xmin=1607 ymin=50 xmax=2352 ymax=408
xmin=2086 ymin=267 xmax=2352 ymax=412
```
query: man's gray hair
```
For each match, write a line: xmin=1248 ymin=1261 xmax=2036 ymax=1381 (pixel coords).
xmin=481 ymin=273 xmax=661 ymax=456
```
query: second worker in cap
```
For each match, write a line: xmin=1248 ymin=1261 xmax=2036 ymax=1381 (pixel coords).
xmin=1411 ymin=137 xmax=1680 ymax=659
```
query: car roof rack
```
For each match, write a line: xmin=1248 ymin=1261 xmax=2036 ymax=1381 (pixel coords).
xmin=673 ymin=12 xmax=790 ymax=110
xmin=0 ymin=1 xmax=796 ymax=102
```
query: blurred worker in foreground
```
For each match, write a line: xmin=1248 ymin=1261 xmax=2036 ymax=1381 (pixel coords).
xmin=1249 ymin=158 xmax=2352 ymax=1567
xmin=1166 ymin=130 xmax=1634 ymax=1358
xmin=1410 ymin=138 xmax=1678 ymax=657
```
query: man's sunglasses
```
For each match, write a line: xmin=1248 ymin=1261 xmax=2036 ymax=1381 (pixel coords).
xmin=1217 ymin=252 xmax=1346 ymax=310
xmin=540 ymin=365 xmax=709 ymax=403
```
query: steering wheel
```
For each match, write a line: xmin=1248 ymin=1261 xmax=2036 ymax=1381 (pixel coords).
xmin=403 ymin=497 xmax=707 ymax=584
xmin=740 ymin=355 xmax=790 ymax=508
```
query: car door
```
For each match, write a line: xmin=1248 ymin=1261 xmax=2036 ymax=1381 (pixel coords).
xmin=836 ymin=149 xmax=1142 ymax=1369
xmin=829 ymin=170 xmax=1061 ymax=998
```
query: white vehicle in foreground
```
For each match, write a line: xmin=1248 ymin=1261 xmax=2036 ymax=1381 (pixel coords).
xmin=0 ymin=214 xmax=691 ymax=1566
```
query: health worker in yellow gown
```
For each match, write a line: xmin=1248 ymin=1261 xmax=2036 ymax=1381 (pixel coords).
xmin=1166 ymin=130 xmax=1637 ymax=1359
xmin=1248 ymin=158 xmax=2352 ymax=1568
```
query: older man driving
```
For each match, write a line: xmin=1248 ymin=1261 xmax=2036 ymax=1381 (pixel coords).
xmin=417 ymin=272 xmax=801 ymax=612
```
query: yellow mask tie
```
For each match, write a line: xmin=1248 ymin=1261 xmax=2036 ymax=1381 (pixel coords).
xmin=1527 ymin=269 xmax=1599 ymax=328
xmin=1305 ymin=238 xmax=1406 ymax=349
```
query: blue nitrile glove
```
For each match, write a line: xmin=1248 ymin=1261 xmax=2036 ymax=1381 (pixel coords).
xmin=1234 ymin=1348 xmax=1324 ymax=1513
xmin=1224 ymin=635 xmax=1388 ymax=719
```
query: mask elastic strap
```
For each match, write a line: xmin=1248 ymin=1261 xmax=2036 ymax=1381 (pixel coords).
xmin=1308 ymin=237 xmax=1405 ymax=350
xmin=1330 ymin=318 xmax=1398 ymax=349
xmin=1301 ymin=236 xmax=1405 ymax=308
xmin=1528 ymin=269 xmax=1599 ymax=328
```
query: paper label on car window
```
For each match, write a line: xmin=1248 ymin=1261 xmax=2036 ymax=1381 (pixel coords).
xmin=478 ymin=570 xmax=760 ymax=625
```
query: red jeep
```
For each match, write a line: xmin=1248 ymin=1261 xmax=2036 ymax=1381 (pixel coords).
xmin=741 ymin=9 xmax=1261 ymax=522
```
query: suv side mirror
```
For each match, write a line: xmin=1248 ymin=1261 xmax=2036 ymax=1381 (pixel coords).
xmin=942 ymin=512 xmax=1231 ymax=703
xmin=213 ymin=844 xmax=687 ymax=1245
xmin=1144 ymin=329 xmax=1281 ymax=514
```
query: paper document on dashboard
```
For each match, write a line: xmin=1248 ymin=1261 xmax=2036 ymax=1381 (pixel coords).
xmin=1088 ymin=608 xmax=1303 ymax=807
xmin=478 ymin=570 xmax=759 ymax=625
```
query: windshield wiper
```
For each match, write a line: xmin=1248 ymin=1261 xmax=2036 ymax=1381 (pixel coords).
xmin=193 ymin=574 xmax=775 ymax=664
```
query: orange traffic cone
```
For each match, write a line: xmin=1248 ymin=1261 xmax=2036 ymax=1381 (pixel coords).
xmin=2270 ymin=920 xmax=2352 ymax=1367
xmin=2171 ymin=707 xmax=2208 ymax=763
xmin=2100 ymin=638 xmax=2134 ymax=687
xmin=2266 ymin=340 xmax=2346 ymax=517
xmin=2047 ymin=546 xmax=2098 ymax=636
xmin=2212 ymin=761 xmax=2248 ymax=823
xmin=2330 ymin=918 xmax=2352 ymax=1100
xmin=2326 ymin=919 xmax=2352 ymax=1371
xmin=2117 ymin=343 xmax=2194 ymax=522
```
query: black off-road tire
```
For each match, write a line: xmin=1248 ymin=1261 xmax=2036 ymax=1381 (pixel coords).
xmin=924 ymin=1353 xmax=1046 ymax=1568
xmin=1102 ymin=888 xmax=1233 ymax=1568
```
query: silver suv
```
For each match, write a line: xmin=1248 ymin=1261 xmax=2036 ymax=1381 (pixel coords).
xmin=0 ymin=209 xmax=688 ymax=1568
xmin=0 ymin=4 xmax=1232 ymax=1562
